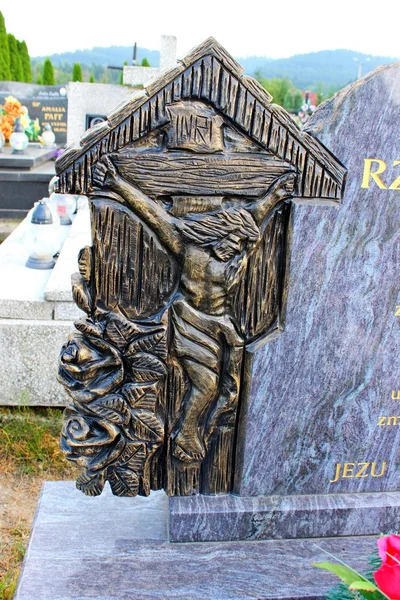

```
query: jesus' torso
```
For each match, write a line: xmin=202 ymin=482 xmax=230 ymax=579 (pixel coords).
xmin=180 ymin=244 xmax=229 ymax=316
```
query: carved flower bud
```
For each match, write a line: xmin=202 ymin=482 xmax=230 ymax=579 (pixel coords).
xmin=61 ymin=409 xmax=124 ymax=472
xmin=58 ymin=333 xmax=124 ymax=403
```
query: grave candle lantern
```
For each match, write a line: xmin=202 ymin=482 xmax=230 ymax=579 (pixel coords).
xmin=41 ymin=123 xmax=56 ymax=147
xmin=10 ymin=118 xmax=29 ymax=154
xmin=50 ymin=192 xmax=76 ymax=225
xmin=25 ymin=200 xmax=57 ymax=270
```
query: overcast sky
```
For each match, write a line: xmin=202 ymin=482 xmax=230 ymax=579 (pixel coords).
xmin=3 ymin=0 xmax=400 ymax=60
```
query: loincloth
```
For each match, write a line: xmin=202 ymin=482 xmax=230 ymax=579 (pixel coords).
xmin=170 ymin=298 xmax=243 ymax=373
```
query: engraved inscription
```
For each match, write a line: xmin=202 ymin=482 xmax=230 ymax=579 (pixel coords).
xmin=330 ymin=461 xmax=387 ymax=483
xmin=392 ymin=391 xmax=400 ymax=400
xmin=361 ymin=158 xmax=400 ymax=189
xmin=377 ymin=416 xmax=400 ymax=426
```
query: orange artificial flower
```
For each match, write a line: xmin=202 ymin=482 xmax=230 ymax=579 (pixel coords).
xmin=3 ymin=95 xmax=23 ymax=118
xmin=0 ymin=114 xmax=14 ymax=140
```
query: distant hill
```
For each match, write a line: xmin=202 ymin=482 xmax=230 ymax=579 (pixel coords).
xmin=31 ymin=47 xmax=397 ymax=91
xmin=33 ymin=46 xmax=160 ymax=70
xmin=238 ymin=49 xmax=397 ymax=91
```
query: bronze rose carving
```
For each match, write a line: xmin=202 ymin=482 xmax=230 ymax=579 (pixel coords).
xmin=58 ymin=334 xmax=124 ymax=403
xmin=61 ymin=408 xmax=124 ymax=470
xmin=57 ymin=255 xmax=167 ymax=497
xmin=61 ymin=405 xmax=150 ymax=497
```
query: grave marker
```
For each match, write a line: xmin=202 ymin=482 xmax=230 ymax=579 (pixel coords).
xmin=55 ymin=38 xmax=348 ymax=507
xmin=14 ymin=40 xmax=400 ymax=600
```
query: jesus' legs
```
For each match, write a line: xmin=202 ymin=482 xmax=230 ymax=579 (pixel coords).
xmin=170 ymin=298 xmax=243 ymax=463
xmin=173 ymin=357 xmax=218 ymax=462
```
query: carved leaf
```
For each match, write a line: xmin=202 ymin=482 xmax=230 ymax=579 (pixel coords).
xmin=131 ymin=409 xmax=164 ymax=442
xmin=121 ymin=383 xmax=158 ymax=411
xmin=78 ymin=246 xmax=92 ymax=283
xmin=76 ymin=471 xmax=105 ymax=496
xmin=74 ymin=319 xmax=103 ymax=338
xmin=105 ymin=315 xmax=139 ymax=350
xmin=127 ymin=352 xmax=167 ymax=382
xmin=152 ymin=340 xmax=168 ymax=361
xmin=118 ymin=442 xmax=146 ymax=469
xmin=126 ymin=329 xmax=166 ymax=358
xmin=132 ymin=390 xmax=158 ymax=411
xmin=88 ymin=394 xmax=130 ymax=425
xmin=71 ymin=273 xmax=92 ymax=315
xmin=108 ymin=466 xmax=139 ymax=497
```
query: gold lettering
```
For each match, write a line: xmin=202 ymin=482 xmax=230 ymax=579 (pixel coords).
xmin=330 ymin=461 xmax=387 ymax=481
xmin=361 ymin=158 xmax=387 ymax=189
xmin=387 ymin=416 xmax=400 ymax=426
xmin=41 ymin=106 xmax=65 ymax=112
xmin=392 ymin=391 xmax=400 ymax=400
xmin=377 ymin=416 xmax=386 ymax=426
xmin=371 ymin=462 xmax=387 ymax=477
xmin=389 ymin=161 xmax=400 ymax=190
xmin=395 ymin=306 xmax=400 ymax=317
xmin=43 ymin=113 xmax=63 ymax=121
xmin=330 ymin=463 xmax=341 ymax=483
xmin=342 ymin=462 xmax=355 ymax=478
xmin=355 ymin=462 xmax=370 ymax=478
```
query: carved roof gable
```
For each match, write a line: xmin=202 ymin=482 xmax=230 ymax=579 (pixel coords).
xmin=55 ymin=37 xmax=346 ymax=202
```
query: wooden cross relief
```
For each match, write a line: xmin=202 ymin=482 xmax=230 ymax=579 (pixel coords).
xmin=56 ymin=38 xmax=346 ymax=497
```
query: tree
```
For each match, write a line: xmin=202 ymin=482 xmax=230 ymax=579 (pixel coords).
xmin=18 ymin=40 xmax=32 ymax=82
xmin=283 ymin=90 xmax=294 ymax=111
xmin=8 ymin=34 xmax=23 ymax=81
xmin=72 ymin=62 xmax=82 ymax=82
xmin=256 ymin=76 xmax=292 ymax=107
xmin=89 ymin=73 xmax=95 ymax=83
xmin=141 ymin=57 xmax=150 ymax=67
xmin=36 ymin=74 xmax=42 ymax=85
xmin=0 ymin=11 xmax=11 ymax=80
xmin=42 ymin=58 xmax=55 ymax=85
xmin=293 ymin=90 xmax=303 ymax=111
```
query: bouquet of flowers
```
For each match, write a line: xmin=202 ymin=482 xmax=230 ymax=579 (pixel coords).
xmin=0 ymin=95 xmax=40 ymax=142
xmin=313 ymin=533 xmax=400 ymax=599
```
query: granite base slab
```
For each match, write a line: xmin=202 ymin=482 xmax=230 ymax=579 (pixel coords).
xmin=15 ymin=481 xmax=381 ymax=600
xmin=169 ymin=491 xmax=400 ymax=542
xmin=0 ymin=145 xmax=59 ymax=169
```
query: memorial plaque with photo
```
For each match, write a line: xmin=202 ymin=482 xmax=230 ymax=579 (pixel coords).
xmin=85 ymin=114 xmax=107 ymax=130
xmin=0 ymin=82 xmax=68 ymax=144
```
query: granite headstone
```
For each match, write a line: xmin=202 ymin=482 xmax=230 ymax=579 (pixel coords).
xmin=170 ymin=62 xmax=400 ymax=541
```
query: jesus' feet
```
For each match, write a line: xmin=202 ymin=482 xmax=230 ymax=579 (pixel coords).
xmin=172 ymin=430 xmax=205 ymax=463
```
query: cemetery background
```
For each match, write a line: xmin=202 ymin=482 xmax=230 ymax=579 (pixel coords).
xmin=0 ymin=3 xmax=399 ymax=599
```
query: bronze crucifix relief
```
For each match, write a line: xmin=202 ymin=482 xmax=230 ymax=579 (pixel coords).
xmin=56 ymin=39 xmax=346 ymax=497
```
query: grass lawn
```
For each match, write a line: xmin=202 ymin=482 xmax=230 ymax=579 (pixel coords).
xmin=0 ymin=407 xmax=77 ymax=600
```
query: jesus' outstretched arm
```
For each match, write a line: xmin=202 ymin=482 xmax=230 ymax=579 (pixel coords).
xmin=92 ymin=156 xmax=183 ymax=256
xmin=249 ymin=171 xmax=297 ymax=228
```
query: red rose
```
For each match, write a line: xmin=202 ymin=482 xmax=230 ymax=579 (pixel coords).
xmin=374 ymin=534 xmax=400 ymax=600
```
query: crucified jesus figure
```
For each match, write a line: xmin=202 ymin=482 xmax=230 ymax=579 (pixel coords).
xmin=93 ymin=157 xmax=296 ymax=463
